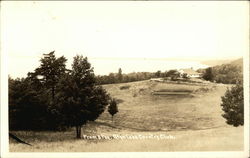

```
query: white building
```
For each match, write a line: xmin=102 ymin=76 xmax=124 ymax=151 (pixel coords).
xmin=178 ymin=68 xmax=202 ymax=78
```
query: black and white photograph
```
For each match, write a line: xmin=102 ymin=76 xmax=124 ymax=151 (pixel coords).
xmin=0 ymin=1 xmax=249 ymax=158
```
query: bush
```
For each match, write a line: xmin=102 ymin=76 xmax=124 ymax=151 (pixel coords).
xmin=116 ymin=99 xmax=124 ymax=104
xmin=120 ymin=85 xmax=130 ymax=90
xmin=220 ymin=83 xmax=244 ymax=126
xmin=108 ymin=98 xmax=119 ymax=121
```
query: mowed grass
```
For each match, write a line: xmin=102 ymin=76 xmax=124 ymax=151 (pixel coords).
xmin=9 ymin=126 xmax=243 ymax=152
xmin=9 ymin=80 xmax=244 ymax=152
xmin=99 ymin=81 xmax=227 ymax=131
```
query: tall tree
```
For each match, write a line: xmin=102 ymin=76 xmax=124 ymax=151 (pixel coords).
xmin=55 ymin=55 xmax=110 ymax=138
xmin=118 ymin=68 xmax=123 ymax=82
xmin=30 ymin=51 xmax=67 ymax=101
xmin=221 ymin=82 xmax=244 ymax=126
xmin=108 ymin=98 xmax=119 ymax=122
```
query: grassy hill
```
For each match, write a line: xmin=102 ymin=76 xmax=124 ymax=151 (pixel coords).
xmin=212 ymin=58 xmax=243 ymax=84
xmin=9 ymin=80 xmax=244 ymax=152
xmin=200 ymin=58 xmax=243 ymax=67
xmin=229 ymin=58 xmax=243 ymax=68
xmin=201 ymin=59 xmax=234 ymax=67
xmin=98 ymin=80 xmax=227 ymax=131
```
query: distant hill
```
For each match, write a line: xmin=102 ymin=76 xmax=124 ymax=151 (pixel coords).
xmin=201 ymin=59 xmax=234 ymax=67
xmin=229 ymin=58 xmax=243 ymax=68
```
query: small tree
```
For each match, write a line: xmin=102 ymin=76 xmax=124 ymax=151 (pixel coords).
xmin=108 ymin=99 xmax=118 ymax=122
xmin=221 ymin=82 xmax=244 ymax=126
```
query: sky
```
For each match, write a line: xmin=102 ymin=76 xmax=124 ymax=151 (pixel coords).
xmin=1 ymin=1 xmax=249 ymax=78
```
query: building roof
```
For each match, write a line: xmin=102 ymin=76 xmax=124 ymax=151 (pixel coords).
xmin=179 ymin=68 xmax=201 ymax=75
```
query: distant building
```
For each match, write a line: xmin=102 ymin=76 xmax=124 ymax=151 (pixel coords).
xmin=150 ymin=78 xmax=164 ymax=82
xmin=178 ymin=68 xmax=202 ymax=78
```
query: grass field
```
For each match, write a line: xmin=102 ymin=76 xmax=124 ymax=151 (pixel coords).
xmin=9 ymin=80 xmax=244 ymax=152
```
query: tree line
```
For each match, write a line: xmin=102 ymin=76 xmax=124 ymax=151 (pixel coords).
xmin=9 ymin=51 xmax=118 ymax=138
xmin=199 ymin=58 xmax=243 ymax=84
xmin=96 ymin=69 xmax=182 ymax=85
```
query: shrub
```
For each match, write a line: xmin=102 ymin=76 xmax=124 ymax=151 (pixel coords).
xmin=120 ymin=85 xmax=130 ymax=90
xmin=221 ymin=83 xmax=244 ymax=126
xmin=108 ymin=98 xmax=119 ymax=122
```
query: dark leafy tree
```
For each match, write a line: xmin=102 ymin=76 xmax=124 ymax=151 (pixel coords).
xmin=182 ymin=73 xmax=189 ymax=79
xmin=108 ymin=98 xmax=119 ymax=122
xmin=213 ymin=64 xmax=242 ymax=84
xmin=118 ymin=68 xmax=123 ymax=82
xmin=55 ymin=55 xmax=110 ymax=138
xmin=9 ymin=77 xmax=50 ymax=130
xmin=202 ymin=67 xmax=214 ymax=81
xmin=221 ymin=82 xmax=244 ymax=126
xmin=155 ymin=70 xmax=161 ymax=78
xmin=166 ymin=70 xmax=180 ymax=81
xmin=108 ymin=73 xmax=116 ymax=83
xmin=199 ymin=58 xmax=242 ymax=84
xmin=166 ymin=70 xmax=177 ymax=77
xmin=30 ymin=51 xmax=67 ymax=101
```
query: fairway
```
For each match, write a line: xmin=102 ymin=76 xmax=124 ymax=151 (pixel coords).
xmin=99 ymin=80 xmax=229 ymax=131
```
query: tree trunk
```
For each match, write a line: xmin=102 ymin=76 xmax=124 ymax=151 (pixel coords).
xmin=76 ymin=126 xmax=82 ymax=139
xmin=76 ymin=126 xmax=79 ymax=138
xmin=79 ymin=126 xmax=82 ymax=138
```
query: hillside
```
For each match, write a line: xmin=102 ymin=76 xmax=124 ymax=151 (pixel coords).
xmin=97 ymin=80 xmax=230 ymax=131
xmin=200 ymin=58 xmax=243 ymax=67
xmin=201 ymin=59 xmax=234 ymax=67
xmin=9 ymin=80 xmax=243 ymax=151
xmin=199 ymin=58 xmax=243 ymax=84
xmin=9 ymin=80 xmax=243 ymax=152
xmin=212 ymin=58 xmax=243 ymax=84
xmin=229 ymin=58 xmax=243 ymax=68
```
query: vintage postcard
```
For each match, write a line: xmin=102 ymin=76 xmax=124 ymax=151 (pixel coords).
xmin=0 ymin=1 xmax=249 ymax=158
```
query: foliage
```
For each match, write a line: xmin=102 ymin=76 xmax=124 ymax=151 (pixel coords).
xmin=118 ymin=68 xmax=123 ymax=82
xmin=9 ymin=77 xmax=51 ymax=130
xmin=165 ymin=70 xmax=180 ymax=81
xmin=28 ymin=51 xmax=67 ymax=100
xmin=202 ymin=67 xmax=214 ymax=81
xmin=182 ymin=73 xmax=189 ymax=79
xmin=96 ymin=72 xmax=155 ymax=84
xmin=212 ymin=64 xmax=242 ymax=84
xmin=201 ymin=58 xmax=243 ymax=84
xmin=155 ymin=70 xmax=161 ymax=78
xmin=221 ymin=82 xmax=244 ymax=126
xmin=9 ymin=52 xmax=110 ymax=133
xmin=96 ymin=69 xmax=187 ymax=85
xmin=120 ymin=85 xmax=130 ymax=90
xmin=55 ymin=55 xmax=110 ymax=138
xmin=108 ymin=98 xmax=119 ymax=121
